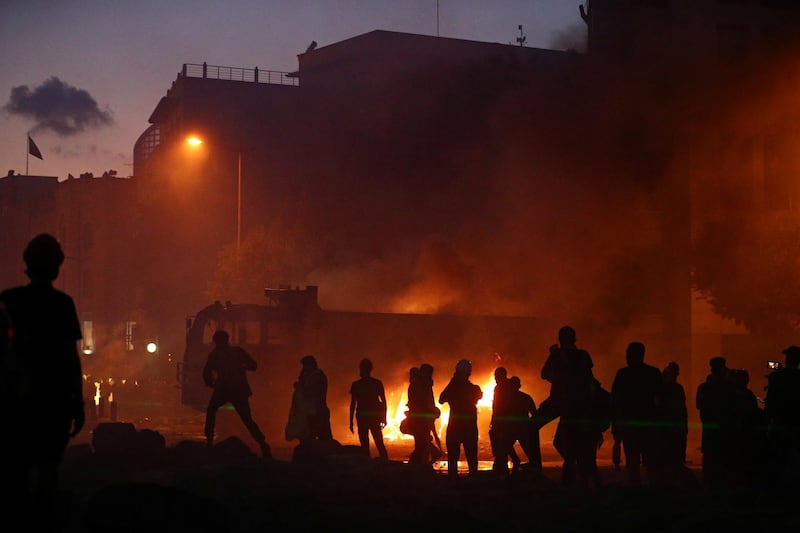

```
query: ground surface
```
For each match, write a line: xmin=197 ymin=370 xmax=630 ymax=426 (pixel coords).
xmin=43 ymin=411 xmax=800 ymax=532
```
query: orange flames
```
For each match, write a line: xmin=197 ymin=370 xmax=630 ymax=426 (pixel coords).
xmin=382 ymin=372 xmax=496 ymax=441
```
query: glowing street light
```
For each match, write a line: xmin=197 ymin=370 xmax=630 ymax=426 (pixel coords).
xmin=186 ymin=135 xmax=242 ymax=250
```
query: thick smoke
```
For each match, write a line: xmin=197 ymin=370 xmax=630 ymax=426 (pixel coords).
xmin=140 ymin=40 xmax=800 ymax=444
xmin=549 ymin=23 xmax=587 ymax=52
xmin=5 ymin=77 xmax=113 ymax=136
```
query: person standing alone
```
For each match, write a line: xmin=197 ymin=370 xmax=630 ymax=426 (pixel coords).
xmin=203 ymin=329 xmax=271 ymax=459
xmin=0 ymin=233 xmax=86 ymax=527
xmin=610 ymin=341 xmax=663 ymax=486
xmin=349 ymin=358 xmax=389 ymax=459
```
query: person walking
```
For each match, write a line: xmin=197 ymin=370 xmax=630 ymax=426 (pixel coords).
xmin=292 ymin=354 xmax=333 ymax=444
xmin=349 ymin=358 xmax=388 ymax=459
xmin=203 ymin=329 xmax=271 ymax=459
xmin=508 ymin=376 xmax=543 ymax=471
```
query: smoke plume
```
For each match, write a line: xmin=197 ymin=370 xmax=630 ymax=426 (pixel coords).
xmin=5 ymin=77 xmax=113 ymax=136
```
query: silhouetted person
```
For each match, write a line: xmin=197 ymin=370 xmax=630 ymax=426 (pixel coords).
xmin=408 ymin=364 xmax=439 ymax=466
xmin=765 ymin=346 xmax=800 ymax=487
xmin=696 ymin=356 xmax=738 ymax=488
xmin=553 ymin=376 xmax=607 ymax=489
xmin=349 ymin=358 xmax=388 ymax=459
xmin=729 ymin=367 xmax=765 ymax=487
xmin=439 ymin=359 xmax=483 ymax=477
xmin=0 ymin=234 xmax=85 ymax=527
xmin=294 ymin=354 xmax=333 ymax=443
xmin=508 ymin=376 xmax=542 ymax=470
xmin=651 ymin=361 xmax=691 ymax=486
xmin=538 ymin=326 xmax=597 ymax=487
xmin=611 ymin=341 xmax=662 ymax=485
xmin=611 ymin=432 xmax=623 ymax=472
xmin=203 ymin=329 xmax=271 ymax=459
xmin=490 ymin=366 xmax=520 ymax=474
xmin=537 ymin=325 xmax=595 ymax=428
xmin=419 ymin=363 xmax=443 ymax=463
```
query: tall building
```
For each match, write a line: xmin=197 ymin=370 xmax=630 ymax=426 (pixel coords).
xmin=5 ymin=3 xmax=800 ymax=407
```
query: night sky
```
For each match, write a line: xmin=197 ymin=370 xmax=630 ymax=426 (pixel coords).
xmin=0 ymin=0 xmax=583 ymax=179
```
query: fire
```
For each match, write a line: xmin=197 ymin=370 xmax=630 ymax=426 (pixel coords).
xmin=381 ymin=371 xmax=496 ymax=441
xmin=382 ymin=390 xmax=413 ymax=441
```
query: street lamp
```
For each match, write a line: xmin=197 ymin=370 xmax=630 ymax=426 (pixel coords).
xmin=186 ymin=136 xmax=242 ymax=250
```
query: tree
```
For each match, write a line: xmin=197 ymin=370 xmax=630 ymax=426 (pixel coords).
xmin=206 ymin=221 xmax=318 ymax=303
xmin=692 ymin=213 xmax=800 ymax=338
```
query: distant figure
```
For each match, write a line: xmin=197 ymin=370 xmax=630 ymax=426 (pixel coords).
xmin=652 ymin=361 xmax=689 ymax=484
xmin=202 ymin=329 xmax=271 ymax=459
xmin=696 ymin=356 xmax=737 ymax=487
xmin=611 ymin=341 xmax=662 ymax=485
xmin=349 ymin=358 xmax=388 ymax=459
xmin=0 ymin=234 xmax=85 ymax=525
xmin=490 ymin=366 xmax=520 ymax=474
xmin=291 ymin=355 xmax=333 ymax=444
xmin=439 ymin=359 xmax=483 ymax=477
xmin=764 ymin=346 xmax=800 ymax=487
xmin=508 ymin=376 xmax=542 ymax=470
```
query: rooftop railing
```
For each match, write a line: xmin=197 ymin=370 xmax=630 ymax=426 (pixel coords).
xmin=182 ymin=62 xmax=298 ymax=86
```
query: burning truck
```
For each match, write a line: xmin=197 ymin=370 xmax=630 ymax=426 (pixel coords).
xmin=180 ymin=285 xmax=556 ymax=442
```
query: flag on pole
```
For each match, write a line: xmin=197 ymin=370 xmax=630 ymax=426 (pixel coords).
xmin=28 ymin=135 xmax=43 ymax=160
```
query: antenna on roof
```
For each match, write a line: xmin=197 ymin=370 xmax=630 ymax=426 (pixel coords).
xmin=436 ymin=0 xmax=440 ymax=37
xmin=516 ymin=25 xmax=527 ymax=47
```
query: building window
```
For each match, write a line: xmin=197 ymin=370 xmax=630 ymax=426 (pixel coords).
xmin=81 ymin=320 xmax=94 ymax=355
xmin=125 ymin=321 xmax=136 ymax=351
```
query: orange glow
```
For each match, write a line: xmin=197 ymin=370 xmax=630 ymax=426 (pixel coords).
xmin=186 ymin=136 xmax=203 ymax=146
xmin=381 ymin=371 xmax=496 ymax=441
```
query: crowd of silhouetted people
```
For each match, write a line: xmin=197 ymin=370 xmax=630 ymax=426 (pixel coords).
xmin=279 ymin=321 xmax=800 ymax=492
xmin=4 ymin=235 xmax=800 ymax=530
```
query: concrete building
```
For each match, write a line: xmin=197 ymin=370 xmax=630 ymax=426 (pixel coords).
xmin=4 ymin=1 xmax=800 ymax=409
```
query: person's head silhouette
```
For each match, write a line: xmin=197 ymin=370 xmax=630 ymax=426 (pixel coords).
xmin=23 ymin=233 xmax=64 ymax=282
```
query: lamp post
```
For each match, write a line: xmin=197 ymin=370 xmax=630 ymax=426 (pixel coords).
xmin=187 ymin=136 xmax=242 ymax=250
